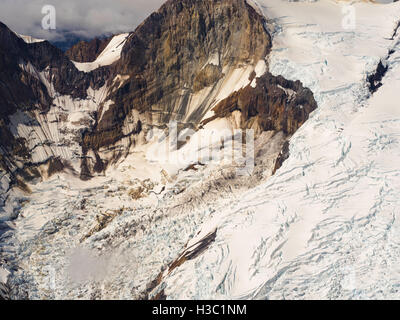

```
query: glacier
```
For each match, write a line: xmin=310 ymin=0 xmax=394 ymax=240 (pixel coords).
xmin=1 ymin=0 xmax=400 ymax=300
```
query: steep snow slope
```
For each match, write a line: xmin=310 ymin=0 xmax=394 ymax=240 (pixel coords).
xmin=72 ymin=33 xmax=129 ymax=72
xmin=153 ymin=0 xmax=400 ymax=299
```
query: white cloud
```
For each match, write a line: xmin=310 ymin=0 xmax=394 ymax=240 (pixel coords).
xmin=0 ymin=0 xmax=166 ymax=41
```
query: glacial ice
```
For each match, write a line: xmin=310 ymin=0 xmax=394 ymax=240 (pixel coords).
xmin=1 ymin=0 xmax=400 ymax=300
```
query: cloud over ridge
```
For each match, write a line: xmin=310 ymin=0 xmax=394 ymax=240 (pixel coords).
xmin=0 ymin=0 xmax=166 ymax=41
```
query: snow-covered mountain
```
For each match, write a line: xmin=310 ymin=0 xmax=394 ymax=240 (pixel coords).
xmin=1 ymin=0 xmax=400 ymax=300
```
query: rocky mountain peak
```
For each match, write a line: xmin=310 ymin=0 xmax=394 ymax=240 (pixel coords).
xmin=65 ymin=37 xmax=113 ymax=63
xmin=0 ymin=0 xmax=316 ymax=183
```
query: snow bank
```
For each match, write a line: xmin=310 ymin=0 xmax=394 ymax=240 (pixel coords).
xmin=17 ymin=34 xmax=45 ymax=44
xmin=72 ymin=33 xmax=129 ymax=72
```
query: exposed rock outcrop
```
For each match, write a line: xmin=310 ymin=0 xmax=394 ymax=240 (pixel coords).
xmin=65 ymin=37 xmax=112 ymax=62
xmin=367 ymin=60 xmax=388 ymax=93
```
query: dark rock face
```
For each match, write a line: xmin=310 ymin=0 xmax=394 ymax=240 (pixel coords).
xmin=0 ymin=282 xmax=10 ymax=300
xmin=0 ymin=23 xmax=51 ymax=180
xmin=193 ymin=64 xmax=223 ymax=92
xmin=273 ymin=140 xmax=290 ymax=175
xmin=113 ymin=0 xmax=270 ymax=118
xmin=65 ymin=37 xmax=112 ymax=62
xmin=0 ymin=22 xmax=113 ymax=180
xmin=0 ymin=22 xmax=110 ymax=111
xmin=0 ymin=23 xmax=52 ymax=117
xmin=81 ymin=0 xmax=272 ymax=162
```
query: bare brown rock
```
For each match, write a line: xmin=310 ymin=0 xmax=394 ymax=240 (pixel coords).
xmin=65 ymin=37 xmax=112 ymax=63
